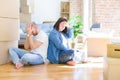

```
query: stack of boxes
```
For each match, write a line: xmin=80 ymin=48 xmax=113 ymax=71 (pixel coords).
xmin=104 ymin=44 xmax=120 ymax=80
xmin=20 ymin=0 xmax=34 ymax=23
xmin=0 ymin=0 xmax=19 ymax=64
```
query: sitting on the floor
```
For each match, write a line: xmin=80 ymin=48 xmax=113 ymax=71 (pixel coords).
xmin=9 ymin=22 xmax=48 ymax=69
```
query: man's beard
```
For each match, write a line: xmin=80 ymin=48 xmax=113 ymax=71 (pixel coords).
xmin=33 ymin=32 xmax=38 ymax=36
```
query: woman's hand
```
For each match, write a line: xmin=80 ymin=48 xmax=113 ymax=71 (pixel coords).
xmin=66 ymin=23 xmax=70 ymax=28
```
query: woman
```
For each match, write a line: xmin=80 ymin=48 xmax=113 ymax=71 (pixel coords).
xmin=47 ymin=17 xmax=76 ymax=66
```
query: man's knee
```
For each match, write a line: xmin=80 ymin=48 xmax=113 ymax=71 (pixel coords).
xmin=21 ymin=54 xmax=30 ymax=60
xmin=20 ymin=54 xmax=32 ymax=65
xmin=9 ymin=47 xmax=16 ymax=55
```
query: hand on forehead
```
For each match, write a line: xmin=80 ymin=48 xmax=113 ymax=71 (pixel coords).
xmin=27 ymin=22 xmax=36 ymax=27
xmin=31 ymin=22 xmax=36 ymax=27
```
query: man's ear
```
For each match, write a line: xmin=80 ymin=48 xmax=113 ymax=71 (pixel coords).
xmin=36 ymin=28 xmax=39 ymax=34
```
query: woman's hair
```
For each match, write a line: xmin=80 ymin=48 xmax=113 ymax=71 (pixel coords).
xmin=54 ymin=17 xmax=68 ymax=34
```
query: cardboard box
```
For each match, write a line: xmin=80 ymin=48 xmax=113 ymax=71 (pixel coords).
xmin=0 ymin=0 xmax=19 ymax=18
xmin=0 ymin=41 xmax=18 ymax=65
xmin=20 ymin=13 xmax=31 ymax=23
xmin=107 ymin=44 xmax=120 ymax=58
xmin=87 ymin=37 xmax=110 ymax=56
xmin=20 ymin=0 xmax=28 ymax=6
xmin=21 ymin=6 xmax=31 ymax=14
xmin=0 ymin=18 xmax=19 ymax=41
xmin=104 ymin=57 xmax=120 ymax=80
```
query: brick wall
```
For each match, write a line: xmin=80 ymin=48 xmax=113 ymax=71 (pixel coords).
xmin=70 ymin=0 xmax=83 ymax=17
xmin=94 ymin=0 xmax=120 ymax=36
xmin=70 ymin=0 xmax=120 ymax=36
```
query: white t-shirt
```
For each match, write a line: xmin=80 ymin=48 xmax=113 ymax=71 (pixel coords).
xmin=31 ymin=30 xmax=49 ymax=63
xmin=61 ymin=33 xmax=68 ymax=48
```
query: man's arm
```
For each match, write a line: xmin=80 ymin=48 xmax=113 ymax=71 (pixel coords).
xmin=24 ymin=34 xmax=30 ymax=49
xmin=24 ymin=23 xmax=43 ymax=50
xmin=25 ymin=35 xmax=43 ymax=50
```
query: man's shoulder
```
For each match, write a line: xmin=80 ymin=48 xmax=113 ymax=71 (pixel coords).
xmin=34 ymin=31 xmax=48 ymax=40
xmin=38 ymin=30 xmax=48 ymax=37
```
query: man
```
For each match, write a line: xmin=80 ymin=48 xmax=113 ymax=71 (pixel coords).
xmin=9 ymin=22 xmax=48 ymax=69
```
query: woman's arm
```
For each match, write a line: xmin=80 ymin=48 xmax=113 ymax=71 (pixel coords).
xmin=65 ymin=28 xmax=73 ymax=39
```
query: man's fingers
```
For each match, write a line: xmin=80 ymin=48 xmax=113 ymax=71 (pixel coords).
xmin=27 ymin=22 xmax=32 ymax=27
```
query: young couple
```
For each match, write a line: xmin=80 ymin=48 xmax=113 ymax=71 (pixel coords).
xmin=9 ymin=17 xmax=83 ymax=69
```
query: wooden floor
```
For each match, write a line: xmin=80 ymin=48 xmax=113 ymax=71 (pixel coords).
xmin=0 ymin=57 xmax=104 ymax=80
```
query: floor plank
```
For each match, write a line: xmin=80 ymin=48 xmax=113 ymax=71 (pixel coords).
xmin=0 ymin=57 xmax=103 ymax=80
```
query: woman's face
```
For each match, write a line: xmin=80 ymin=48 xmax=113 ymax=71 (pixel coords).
xmin=59 ymin=21 xmax=68 ymax=32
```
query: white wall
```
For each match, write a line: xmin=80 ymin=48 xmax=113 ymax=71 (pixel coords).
xmin=32 ymin=0 xmax=69 ymax=23
xmin=83 ymin=0 xmax=89 ymax=31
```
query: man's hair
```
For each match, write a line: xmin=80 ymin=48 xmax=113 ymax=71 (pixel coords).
xmin=54 ymin=17 xmax=68 ymax=34
xmin=30 ymin=22 xmax=39 ymax=35
xmin=31 ymin=22 xmax=37 ymax=27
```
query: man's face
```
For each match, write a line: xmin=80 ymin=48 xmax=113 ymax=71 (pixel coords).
xmin=31 ymin=25 xmax=38 ymax=36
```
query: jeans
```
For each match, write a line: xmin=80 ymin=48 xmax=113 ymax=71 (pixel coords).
xmin=58 ymin=50 xmax=74 ymax=64
xmin=9 ymin=47 xmax=44 ymax=65
xmin=73 ymin=50 xmax=83 ymax=63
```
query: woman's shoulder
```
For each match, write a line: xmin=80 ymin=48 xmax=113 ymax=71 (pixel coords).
xmin=50 ymin=29 xmax=59 ymax=35
xmin=49 ymin=29 xmax=60 ymax=39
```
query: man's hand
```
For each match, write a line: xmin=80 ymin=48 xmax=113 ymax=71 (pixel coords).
xmin=24 ymin=23 xmax=33 ymax=50
xmin=26 ymin=23 xmax=33 ymax=35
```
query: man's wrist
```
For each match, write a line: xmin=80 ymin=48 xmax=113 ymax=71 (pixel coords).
xmin=27 ymin=34 xmax=31 ymax=37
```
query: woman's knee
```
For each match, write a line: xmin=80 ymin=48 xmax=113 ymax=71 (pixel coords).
xmin=60 ymin=52 xmax=74 ymax=58
xmin=61 ymin=50 xmax=74 ymax=54
xmin=59 ymin=52 xmax=74 ymax=64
